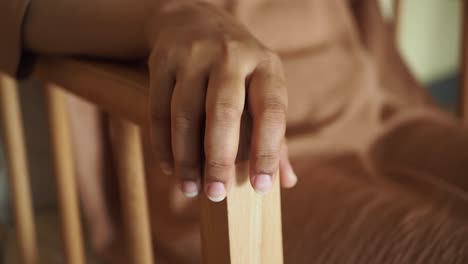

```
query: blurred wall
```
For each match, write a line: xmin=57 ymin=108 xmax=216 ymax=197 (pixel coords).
xmin=380 ymin=0 xmax=463 ymax=83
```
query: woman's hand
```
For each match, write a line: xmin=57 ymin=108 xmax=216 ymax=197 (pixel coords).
xmin=147 ymin=2 xmax=297 ymax=202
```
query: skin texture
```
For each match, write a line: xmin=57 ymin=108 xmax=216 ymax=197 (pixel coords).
xmin=24 ymin=0 xmax=297 ymax=202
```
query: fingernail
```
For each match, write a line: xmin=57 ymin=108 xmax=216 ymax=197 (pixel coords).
xmin=254 ymin=174 xmax=272 ymax=194
xmin=291 ymin=173 xmax=298 ymax=185
xmin=181 ymin=181 xmax=199 ymax=198
xmin=160 ymin=162 xmax=173 ymax=175
xmin=288 ymin=167 xmax=298 ymax=186
xmin=205 ymin=182 xmax=226 ymax=202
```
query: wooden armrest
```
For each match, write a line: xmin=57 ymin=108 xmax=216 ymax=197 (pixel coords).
xmin=33 ymin=57 xmax=149 ymax=125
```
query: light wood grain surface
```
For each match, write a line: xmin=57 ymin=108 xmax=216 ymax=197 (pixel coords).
xmin=46 ymin=84 xmax=86 ymax=264
xmin=0 ymin=75 xmax=39 ymax=264
xmin=200 ymin=165 xmax=283 ymax=264
xmin=109 ymin=118 xmax=154 ymax=264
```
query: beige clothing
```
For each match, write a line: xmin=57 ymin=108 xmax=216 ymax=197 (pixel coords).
xmin=2 ymin=0 xmax=468 ymax=263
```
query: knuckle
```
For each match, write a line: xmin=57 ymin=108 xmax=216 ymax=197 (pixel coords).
xmin=261 ymin=97 xmax=287 ymax=120
xmin=259 ymin=50 xmax=282 ymax=68
xmin=257 ymin=51 xmax=286 ymax=81
xmin=209 ymin=101 xmax=242 ymax=123
xmin=221 ymin=39 xmax=242 ymax=58
xmin=173 ymin=110 xmax=198 ymax=131
xmin=264 ymin=50 xmax=281 ymax=64
xmin=205 ymin=157 xmax=234 ymax=171
xmin=186 ymin=40 xmax=211 ymax=61
xmin=189 ymin=40 xmax=205 ymax=55
xmin=219 ymin=40 xmax=250 ymax=75
xmin=255 ymin=149 xmax=280 ymax=169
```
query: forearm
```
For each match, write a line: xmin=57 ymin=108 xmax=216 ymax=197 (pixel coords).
xmin=23 ymin=0 xmax=188 ymax=59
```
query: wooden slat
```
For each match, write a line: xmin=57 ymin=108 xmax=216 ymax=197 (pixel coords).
xmin=201 ymin=118 xmax=283 ymax=264
xmin=46 ymin=84 xmax=85 ymax=264
xmin=33 ymin=58 xmax=148 ymax=125
xmin=109 ymin=118 xmax=154 ymax=264
xmin=201 ymin=168 xmax=283 ymax=264
xmin=0 ymin=75 xmax=39 ymax=264
xmin=461 ymin=0 xmax=468 ymax=123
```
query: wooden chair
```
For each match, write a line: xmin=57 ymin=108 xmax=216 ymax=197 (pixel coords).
xmin=0 ymin=1 xmax=466 ymax=263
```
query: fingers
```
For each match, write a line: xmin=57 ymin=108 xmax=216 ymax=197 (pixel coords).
xmin=279 ymin=141 xmax=298 ymax=188
xmin=171 ymin=67 xmax=207 ymax=198
xmin=204 ymin=61 xmax=249 ymax=202
xmin=248 ymin=54 xmax=288 ymax=194
xmin=149 ymin=52 xmax=176 ymax=175
xmin=150 ymin=44 xmax=288 ymax=200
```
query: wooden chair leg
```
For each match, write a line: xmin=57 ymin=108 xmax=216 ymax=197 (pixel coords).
xmin=109 ymin=118 xmax=153 ymax=264
xmin=200 ymin=118 xmax=283 ymax=264
xmin=0 ymin=75 xmax=39 ymax=264
xmin=46 ymin=84 xmax=85 ymax=264
xmin=461 ymin=0 xmax=468 ymax=123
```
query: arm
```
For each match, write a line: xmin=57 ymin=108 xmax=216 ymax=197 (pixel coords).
xmin=350 ymin=0 xmax=432 ymax=107
xmin=24 ymin=0 xmax=161 ymax=58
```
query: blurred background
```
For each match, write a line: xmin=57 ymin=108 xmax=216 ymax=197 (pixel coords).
xmin=381 ymin=0 xmax=463 ymax=112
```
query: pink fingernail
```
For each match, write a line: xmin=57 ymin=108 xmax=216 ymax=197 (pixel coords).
xmin=160 ymin=162 xmax=173 ymax=175
xmin=181 ymin=181 xmax=199 ymax=198
xmin=254 ymin=174 xmax=272 ymax=194
xmin=287 ymin=166 xmax=298 ymax=186
xmin=291 ymin=173 xmax=298 ymax=185
xmin=205 ymin=182 xmax=226 ymax=202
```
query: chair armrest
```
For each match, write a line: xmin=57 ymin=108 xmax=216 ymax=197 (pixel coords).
xmin=33 ymin=56 xmax=149 ymax=125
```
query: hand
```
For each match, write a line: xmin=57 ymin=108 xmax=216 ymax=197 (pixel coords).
xmin=148 ymin=2 xmax=297 ymax=202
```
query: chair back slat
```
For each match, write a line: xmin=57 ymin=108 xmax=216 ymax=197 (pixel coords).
xmin=46 ymin=84 xmax=86 ymax=264
xmin=110 ymin=118 xmax=154 ymax=264
xmin=0 ymin=75 xmax=39 ymax=264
